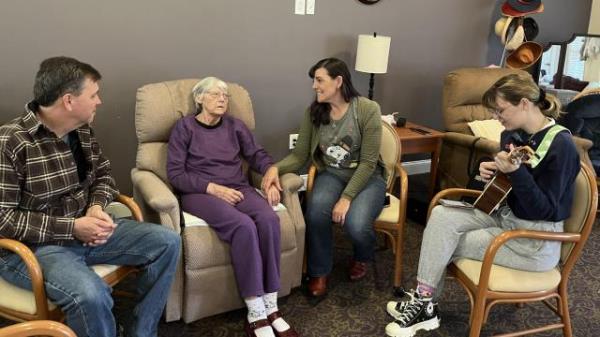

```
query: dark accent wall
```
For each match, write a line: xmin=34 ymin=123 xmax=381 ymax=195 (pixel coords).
xmin=0 ymin=0 xmax=591 ymax=194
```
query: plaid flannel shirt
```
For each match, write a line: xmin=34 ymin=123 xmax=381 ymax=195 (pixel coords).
xmin=0 ymin=104 xmax=119 ymax=252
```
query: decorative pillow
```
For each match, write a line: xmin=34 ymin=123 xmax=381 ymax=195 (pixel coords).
xmin=467 ymin=119 xmax=505 ymax=142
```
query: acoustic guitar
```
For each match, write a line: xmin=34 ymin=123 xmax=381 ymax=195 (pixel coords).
xmin=473 ymin=146 xmax=534 ymax=214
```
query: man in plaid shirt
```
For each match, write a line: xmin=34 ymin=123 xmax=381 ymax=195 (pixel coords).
xmin=0 ymin=57 xmax=180 ymax=337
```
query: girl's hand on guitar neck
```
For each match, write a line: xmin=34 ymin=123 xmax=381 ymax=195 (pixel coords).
xmin=495 ymin=144 xmax=521 ymax=174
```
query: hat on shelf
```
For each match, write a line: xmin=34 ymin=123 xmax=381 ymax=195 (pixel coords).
xmin=506 ymin=41 xmax=543 ymax=69
xmin=502 ymin=0 xmax=544 ymax=17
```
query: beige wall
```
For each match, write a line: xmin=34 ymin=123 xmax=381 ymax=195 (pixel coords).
xmin=0 ymin=0 xmax=591 ymax=194
xmin=590 ymin=0 xmax=600 ymax=33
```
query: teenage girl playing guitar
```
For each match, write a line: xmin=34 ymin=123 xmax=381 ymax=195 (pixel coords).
xmin=382 ymin=73 xmax=580 ymax=337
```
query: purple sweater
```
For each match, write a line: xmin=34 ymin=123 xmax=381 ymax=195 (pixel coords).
xmin=167 ymin=114 xmax=274 ymax=194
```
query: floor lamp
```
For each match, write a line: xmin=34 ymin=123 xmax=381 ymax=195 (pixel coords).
xmin=355 ymin=32 xmax=391 ymax=100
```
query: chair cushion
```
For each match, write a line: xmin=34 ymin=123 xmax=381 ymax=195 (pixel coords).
xmin=454 ymin=258 xmax=561 ymax=292
xmin=376 ymin=193 xmax=400 ymax=223
xmin=0 ymin=264 xmax=121 ymax=315
xmin=182 ymin=208 xmax=296 ymax=270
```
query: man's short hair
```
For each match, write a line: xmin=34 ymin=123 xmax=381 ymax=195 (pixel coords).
xmin=33 ymin=56 xmax=102 ymax=107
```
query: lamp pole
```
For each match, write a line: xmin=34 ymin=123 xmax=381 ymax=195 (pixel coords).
xmin=368 ymin=32 xmax=377 ymax=100
xmin=368 ymin=73 xmax=375 ymax=100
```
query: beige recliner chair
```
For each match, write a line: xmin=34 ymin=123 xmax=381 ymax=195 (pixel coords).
xmin=131 ymin=79 xmax=306 ymax=323
xmin=438 ymin=67 xmax=594 ymax=190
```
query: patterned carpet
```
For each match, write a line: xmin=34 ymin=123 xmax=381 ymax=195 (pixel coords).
xmin=2 ymin=218 xmax=599 ymax=336
xmin=143 ymin=218 xmax=600 ymax=336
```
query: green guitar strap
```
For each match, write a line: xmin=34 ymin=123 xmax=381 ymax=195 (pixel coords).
xmin=529 ymin=124 xmax=569 ymax=168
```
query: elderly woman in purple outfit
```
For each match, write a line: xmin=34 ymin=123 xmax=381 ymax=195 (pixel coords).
xmin=166 ymin=77 xmax=298 ymax=337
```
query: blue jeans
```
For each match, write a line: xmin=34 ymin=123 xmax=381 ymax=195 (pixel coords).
xmin=305 ymin=171 xmax=386 ymax=276
xmin=0 ymin=219 xmax=180 ymax=337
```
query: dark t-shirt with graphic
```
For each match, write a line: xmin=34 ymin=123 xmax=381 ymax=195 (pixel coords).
xmin=318 ymin=99 xmax=362 ymax=181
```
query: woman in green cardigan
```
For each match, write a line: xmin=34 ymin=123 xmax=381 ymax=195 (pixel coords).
xmin=262 ymin=58 xmax=386 ymax=297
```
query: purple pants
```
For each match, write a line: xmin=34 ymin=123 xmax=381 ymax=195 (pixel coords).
xmin=181 ymin=186 xmax=281 ymax=298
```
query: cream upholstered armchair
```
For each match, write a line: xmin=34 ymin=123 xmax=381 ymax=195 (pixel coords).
xmin=438 ymin=67 xmax=594 ymax=190
xmin=131 ymin=79 xmax=306 ymax=323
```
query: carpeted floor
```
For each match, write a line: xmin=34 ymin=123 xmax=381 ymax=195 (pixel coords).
xmin=2 ymin=219 xmax=599 ymax=336
xmin=147 ymin=219 xmax=600 ymax=336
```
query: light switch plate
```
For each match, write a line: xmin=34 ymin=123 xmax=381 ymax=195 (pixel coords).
xmin=306 ymin=0 xmax=315 ymax=14
xmin=295 ymin=0 xmax=306 ymax=15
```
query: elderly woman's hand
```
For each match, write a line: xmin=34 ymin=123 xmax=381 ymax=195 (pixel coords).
xmin=261 ymin=166 xmax=282 ymax=194
xmin=266 ymin=185 xmax=281 ymax=206
xmin=207 ymin=182 xmax=244 ymax=205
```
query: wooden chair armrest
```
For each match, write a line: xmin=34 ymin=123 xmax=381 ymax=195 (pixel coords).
xmin=115 ymin=194 xmax=143 ymax=222
xmin=0 ymin=320 xmax=77 ymax=337
xmin=306 ymin=165 xmax=317 ymax=193
xmin=427 ymin=188 xmax=482 ymax=220
xmin=0 ymin=239 xmax=49 ymax=318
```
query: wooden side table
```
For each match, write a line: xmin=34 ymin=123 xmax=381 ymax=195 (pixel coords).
xmin=394 ymin=122 xmax=444 ymax=198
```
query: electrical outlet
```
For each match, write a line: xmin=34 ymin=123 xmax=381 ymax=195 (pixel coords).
xmin=289 ymin=134 xmax=299 ymax=149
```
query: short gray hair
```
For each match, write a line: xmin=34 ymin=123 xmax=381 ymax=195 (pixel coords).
xmin=191 ymin=77 xmax=228 ymax=110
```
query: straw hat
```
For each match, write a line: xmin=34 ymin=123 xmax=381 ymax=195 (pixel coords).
xmin=505 ymin=24 xmax=525 ymax=51
xmin=502 ymin=0 xmax=544 ymax=17
xmin=506 ymin=41 xmax=543 ymax=69
xmin=495 ymin=16 xmax=525 ymax=50
xmin=494 ymin=16 xmax=515 ymax=45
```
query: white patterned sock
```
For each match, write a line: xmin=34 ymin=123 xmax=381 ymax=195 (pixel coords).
xmin=263 ymin=292 xmax=291 ymax=332
xmin=245 ymin=296 xmax=267 ymax=322
xmin=245 ymin=297 xmax=275 ymax=337
xmin=263 ymin=292 xmax=278 ymax=315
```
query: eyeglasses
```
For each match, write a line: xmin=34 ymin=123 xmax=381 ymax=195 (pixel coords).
xmin=205 ymin=91 xmax=231 ymax=100
xmin=490 ymin=105 xmax=513 ymax=117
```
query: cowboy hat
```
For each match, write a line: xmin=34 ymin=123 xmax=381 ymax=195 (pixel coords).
xmin=502 ymin=0 xmax=544 ymax=17
xmin=506 ymin=41 xmax=543 ymax=69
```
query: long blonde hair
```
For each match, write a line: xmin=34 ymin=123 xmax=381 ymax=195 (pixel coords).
xmin=482 ymin=73 xmax=561 ymax=119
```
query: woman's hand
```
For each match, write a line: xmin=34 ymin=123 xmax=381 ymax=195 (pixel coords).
xmin=266 ymin=185 xmax=281 ymax=207
xmin=495 ymin=145 xmax=520 ymax=174
xmin=332 ymin=197 xmax=351 ymax=225
xmin=479 ymin=161 xmax=497 ymax=182
xmin=261 ymin=166 xmax=282 ymax=194
xmin=207 ymin=182 xmax=244 ymax=205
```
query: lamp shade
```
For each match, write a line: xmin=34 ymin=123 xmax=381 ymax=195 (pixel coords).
xmin=355 ymin=34 xmax=391 ymax=74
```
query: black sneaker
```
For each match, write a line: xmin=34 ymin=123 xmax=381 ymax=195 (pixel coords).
xmin=386 ymin=289 xmax=417 ymax=320
xmin=385 ymin=293 xmax=440 ymax=337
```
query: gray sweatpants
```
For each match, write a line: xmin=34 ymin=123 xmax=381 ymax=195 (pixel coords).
xmin=417 ymin=205 xmax=563 ymax=298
